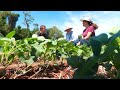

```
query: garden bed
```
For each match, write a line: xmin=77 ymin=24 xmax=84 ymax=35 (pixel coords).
xmin=0 ymin=59 xmax=75 ymax=79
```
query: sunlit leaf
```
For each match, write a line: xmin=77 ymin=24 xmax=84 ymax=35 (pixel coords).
xmin=6 ymin=31 xmax=16 ymax=38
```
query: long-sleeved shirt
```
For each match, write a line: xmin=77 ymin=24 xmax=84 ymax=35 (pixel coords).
xmin=65 ymin=31 xmax=79 ymax=44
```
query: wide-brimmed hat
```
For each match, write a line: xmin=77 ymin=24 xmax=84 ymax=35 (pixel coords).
xmin=64 ymin=27 xmax=73 ymax=31
xmin=80 ymin=17 xmax=92 ymax=23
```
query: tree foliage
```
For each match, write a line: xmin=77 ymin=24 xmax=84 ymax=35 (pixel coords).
xmin=8 ymin=13 xmax=20 ymax=30
xmin=33 ymin=23 xmax=39 ymax=30
xmin=23 ymin=11 xmax=34 ymax=30
xmin=47 ymin=26 xmax=64 ymax=39
xmin=14 ymin=27 xmax=32 ymax=40
xmin=0 ymin=11 xmax=20 ymax=36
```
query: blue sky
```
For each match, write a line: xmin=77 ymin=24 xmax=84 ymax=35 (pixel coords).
xmin=12 ymin=11 xmax=120 ymax=37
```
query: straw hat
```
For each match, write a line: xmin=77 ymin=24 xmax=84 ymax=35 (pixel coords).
xmin=64 ymin=27 xmax=73 ymax=31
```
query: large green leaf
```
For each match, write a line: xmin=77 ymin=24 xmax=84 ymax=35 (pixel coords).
xmin=67 ymin=56 xmax=82 ymax=68
xmin=71 ymin=56 xmax=99 ymax=79
xmin=31 ymin=44 xmax=45 ymax=53
xmin=89 ymin=37 xmax=102 ymax=56
xmin=108 ymin=30 xmax=120 ymax=43
xmin=95 ymin=33 xmax=108 ymax=44
xmin=73 ymin=69 xmax=81 ymax=79
xmin=6 ymin=31 xmax=16 ymax=38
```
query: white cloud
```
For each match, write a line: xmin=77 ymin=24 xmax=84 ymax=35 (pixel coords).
xmin=63 ymin=11 xmax=120 ymax=37
xmin=62 ymin=11 xmax=85 ymax=37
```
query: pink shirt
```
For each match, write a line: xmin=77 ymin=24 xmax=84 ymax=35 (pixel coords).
xmin=82 ymin=25 xmax=95 ymax=37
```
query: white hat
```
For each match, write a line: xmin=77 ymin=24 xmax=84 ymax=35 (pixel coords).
xmin=80 ymin=17 xmax=92 ymax=23
xmin=64 ymin=27 xmax=73 ymax=31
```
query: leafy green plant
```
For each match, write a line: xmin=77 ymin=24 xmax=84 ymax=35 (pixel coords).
xmin=0 ymin=31 xmax=17 ymax=65
xmin=67 ymin=30 xmax=120 ymax=79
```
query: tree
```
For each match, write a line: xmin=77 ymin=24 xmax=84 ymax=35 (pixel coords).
xmin=30 ymin=23 xmax=39 ymax=35
xmin=0 ymin=11 xmax=20 ymax=36
xmin=14 ymin=28 xmax=32 ymax=40
xmin=17 ymin=25 xmax=21 ymax=29
xmin=8 ymin=13 xmax=20 ymax=30
xmin=33 ymin=23 xmax=39 ymax=30
xmin=23 ymin=11 xmax=34 ymax=30
xmin=0 ymin=11 xmax=11 ymax=28
xmin=47 ymin=26 xmax=64 ymax=39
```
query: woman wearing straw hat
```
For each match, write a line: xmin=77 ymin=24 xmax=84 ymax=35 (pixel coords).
xmin=65 ymin=27 xmax=79 ymax=45
xmin=76 ymin=17 xmax=98 ymax=46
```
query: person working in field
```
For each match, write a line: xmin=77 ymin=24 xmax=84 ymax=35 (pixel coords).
xmin=36 ymin=25 xmax=49 ymax=39
xmin=76 ymin=17 xmax=98 ymax=46
xmin=65 ymin=27 xmax=79 ymax=45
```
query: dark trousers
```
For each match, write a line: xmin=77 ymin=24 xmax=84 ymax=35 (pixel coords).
xmin=80 ymin=39 xmax=90 ymax=46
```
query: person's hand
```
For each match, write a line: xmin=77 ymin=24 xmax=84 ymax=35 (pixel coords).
xmin=76 ymin=42 xmax=80 ymax=46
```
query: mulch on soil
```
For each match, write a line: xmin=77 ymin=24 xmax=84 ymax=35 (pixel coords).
xmin=0 ymin=59 xmax=75 ymax=79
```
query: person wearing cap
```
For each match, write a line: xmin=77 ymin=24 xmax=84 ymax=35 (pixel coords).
xmin=65 ymin=27 xmax=79 ymax=45
xmin=76 ymin=17 xmax=98 ymax=46
xmin=36 ymin=25 xmax=49 ymax=39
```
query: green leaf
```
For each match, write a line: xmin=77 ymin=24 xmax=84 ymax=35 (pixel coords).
xmin=37 ymin=36 xmax=46 ymax=41
xmin=40 ymin=39 xmax=51 ymax=45
xmin=20 ymin=56 xmax=35 ymax=65
xmin=76 ymin=56 xmax=99 ymax=78
xmin=20 ymin=56 xmax=26 ymax=62
xmin=0 ymin=40 xmax=5 ymax=46
xmin=24 ymin=56 xmax=34 ymax=65
xmin=95 ymin=33 xmax=108 ymax=44
xmin=61 ymin=54 xmax=68 ymax=58
xmin=52 ymin=41 xmax=57 ymax=45
xmin=67 ymin=56 xmax=82 ymax=68
xmin=6 ymin=31 xmax=16 ymax=38
xmin=57 ymin=38 xmax=66 ymax=41
xmin=108 ymin=30 xmax=120 ymax=43
xmin=1 ymin=38 xmax=12 ymax=42
xmin=31 ymin=44 xmax=45 ymax=53
xmin=73 ymin=69 xmax=81 ymax=79
xmin=24 ymin=39 xmax=28 ymax=45
xmin=90 ymin=37 xmax=102 ymax=56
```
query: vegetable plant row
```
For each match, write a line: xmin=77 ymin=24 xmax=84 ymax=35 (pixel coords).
xmin=0 ymin=30 xmax=120 ymax=79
